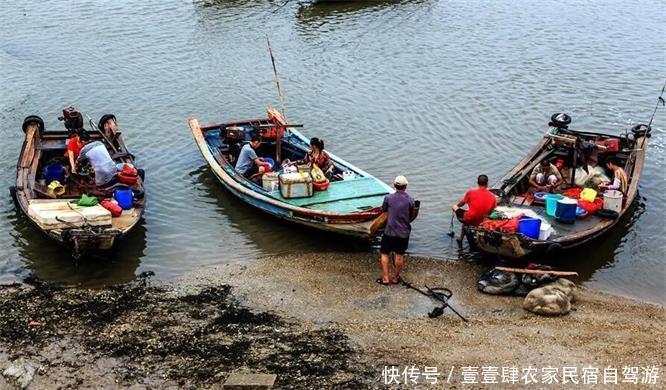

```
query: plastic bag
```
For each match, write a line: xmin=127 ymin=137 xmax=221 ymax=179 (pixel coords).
xmin=74 ymin=194 xmax=98 ymax=207
xmin=310 ymin=164 xmax=327 ymax=183
xmin=580 ymin=188 xmax=597 ymax=202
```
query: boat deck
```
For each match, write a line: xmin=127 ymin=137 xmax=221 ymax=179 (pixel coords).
xmin=266 ymin=176 xmax=388 ymax=213
xmin=504 ymin=202 xmax=603 ymax=240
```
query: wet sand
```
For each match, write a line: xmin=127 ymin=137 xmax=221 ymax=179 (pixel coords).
xmin=1 ymin=253 xmax=663 ymax=388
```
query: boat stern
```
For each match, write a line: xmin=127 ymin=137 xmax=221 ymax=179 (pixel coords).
xmin=57 ymin=227 xmax=123 ymax=259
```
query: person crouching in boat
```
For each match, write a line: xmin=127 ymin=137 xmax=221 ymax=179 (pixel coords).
xmin=64 ymin=129 xmax=85 ymax=174
xmin=377 ymin=175 xmax=418 ymax=286
xmin=297 ymin=137 xmax=334 ymax=180
xmin=76 ymin=132 xmax=118 ymax=188
xmin=599 ymin=157 xmax=628 ymax=194
xmin=528 ymin=159 xmax=563 ymax=193
xmin=235 ymin=134 xmax=268 ymax=181
xmin=451 ymin=174 xmax=497 ymax=246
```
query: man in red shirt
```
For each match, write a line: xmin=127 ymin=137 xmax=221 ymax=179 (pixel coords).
xmin=451 ymin=174 xmax=497 ymax=244
xmin=64 ymin=129 xmax=85 ymax=173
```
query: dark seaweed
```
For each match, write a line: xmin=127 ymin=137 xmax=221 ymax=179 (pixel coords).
xmin=0 ymin=273 xmax=372 ymax=388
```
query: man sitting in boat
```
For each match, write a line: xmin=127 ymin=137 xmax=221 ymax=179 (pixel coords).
xmin=76 ymin=132 xmax=118 ymax=188
xmin=296 ymin=137 xmax=334 ymax=180
xmin=451 ymin=174 xmax=497 ymax=245
xmin=599 ymin=157 xmax=628 ymax=194
xmin=528 ymin=159 xmax=563 ymax=193
xmin=235 ymin=134 xmax=268 ymax=180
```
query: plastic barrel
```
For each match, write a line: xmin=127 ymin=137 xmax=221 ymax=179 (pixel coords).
xmin=603 ymin=190 xmax=623 ymax=213
xmin=518 ymin=216 xmax=542 ymax=239
xmin=262 ymin=157 xmax=275 ymax=171
xmin=555 ymin=198 xmax=577 ymax=224
xmin=113 ymin=188 xmax=134 ymax=210
xmin=544 ymin=194 xmax=564 ymax=217
xmin=44 ymin=164 xmax=65 ymax=185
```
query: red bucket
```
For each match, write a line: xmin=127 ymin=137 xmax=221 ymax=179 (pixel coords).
xmin=313 ymin=180 xmax=329 ymax=191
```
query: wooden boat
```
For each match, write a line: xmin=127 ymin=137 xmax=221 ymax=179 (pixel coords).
xmin=464 ymin=113 xmax=651 ymax=260
xmin=12 ymin=109 xmax=145 ymax=259
xmin=189 ymin=107 xmax=392 ymax=237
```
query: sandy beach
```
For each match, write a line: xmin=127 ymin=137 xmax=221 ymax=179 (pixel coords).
xmin=0 ymin=253 xmax=663 ymax=388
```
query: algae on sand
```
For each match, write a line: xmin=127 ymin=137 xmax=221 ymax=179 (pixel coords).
xmin=0 ymin=273 xmax=371 ymax=388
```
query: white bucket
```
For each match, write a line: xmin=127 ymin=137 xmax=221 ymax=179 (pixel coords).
xmin=538 ymin=221 xmax=553 ymax=240
xmin=342 ymin=171 xmax=355 ymax=180
xmin=603 ymin=190 xmax=623 ymax=213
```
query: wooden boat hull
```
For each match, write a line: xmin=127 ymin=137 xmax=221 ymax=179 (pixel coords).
xmin=465 ymin=119 xmax=649 ymax=261
xmin=189 ymin=113 xmax=391 ymax=238
xmin=14 ymin=114 xmax=144 ymax=258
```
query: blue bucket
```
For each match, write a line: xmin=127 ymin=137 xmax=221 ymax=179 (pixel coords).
xmin=262 ymin=157 xmax=275 ymax=171
xmin=545 ymin=194 xmax=564 ymax=217
xmin=113 ymin=188 xmax=134 ymax=210
xmin=518 ymin=216 xmax=542 ymax=239
xmin=44 ymin=164 xmax=65 ymax=185
xmin=555 ymin=198 xmax=577 ymax=224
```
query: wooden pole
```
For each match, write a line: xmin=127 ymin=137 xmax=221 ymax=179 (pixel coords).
xmin=494 ymin=266 xmax=579 ymax=277
xmin=266 ymin=35 xmax=286 ymax=163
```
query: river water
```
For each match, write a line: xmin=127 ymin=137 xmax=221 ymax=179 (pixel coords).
xmin=0 ymin=0 xmax=663 ymax=304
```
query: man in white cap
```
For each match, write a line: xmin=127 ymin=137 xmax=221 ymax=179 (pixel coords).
xmin=377 ymin=175 xmax=419 ymax=285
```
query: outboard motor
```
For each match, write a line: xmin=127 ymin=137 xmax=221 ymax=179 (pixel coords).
xmin=58 ymin=107 xmax=84 ymax=132
xmin=549 ymin=112 xmax=572 ymax=129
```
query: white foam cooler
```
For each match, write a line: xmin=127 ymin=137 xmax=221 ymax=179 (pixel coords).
xmin=262 ymin=172 xmax=280 ymax=192
xmin=27 ymin=199 xmax=112 ymax=230
xmin=279 ymin=172 xmax=313 ymax=199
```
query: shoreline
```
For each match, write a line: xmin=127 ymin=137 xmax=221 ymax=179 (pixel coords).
xmin=1 ymin=252 xmax=663 ymax=388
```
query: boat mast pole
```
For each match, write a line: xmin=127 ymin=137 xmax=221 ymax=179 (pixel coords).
xmin=266 ymin=35 xmax=286 ymax=163
xmin=647 ymin=80 xmax=666 ymax=129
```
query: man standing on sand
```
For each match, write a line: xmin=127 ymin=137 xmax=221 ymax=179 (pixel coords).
xmin=451 ymin=174 xmax=497 ymax=246
xmin=377 ymin=175 xmax=419 ymax=286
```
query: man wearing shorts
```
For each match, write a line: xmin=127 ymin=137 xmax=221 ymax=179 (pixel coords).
xmin=377 ymin=175 xmax=418 ymax=285
xmin=451 ymin=174 xmax=497 ymax=245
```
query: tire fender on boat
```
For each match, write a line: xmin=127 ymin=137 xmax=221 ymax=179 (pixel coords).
xmin=22 ymin=115 xmax=44 ymax=134
xmin=549 ymin=113 xmax=572 ymax=128
xmin=98 ymin=114 xmax=117 ymax=131
xmin=631 ymin=124 xmax=651 ymax=138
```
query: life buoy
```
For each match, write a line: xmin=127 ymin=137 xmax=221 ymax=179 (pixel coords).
xmin=549 ymin=113 xmax=572 ymax=128
xmin=22 ymin=115 xmax=44 ymax=134
xmin=631 ymin=124 xmax=651 ymax=138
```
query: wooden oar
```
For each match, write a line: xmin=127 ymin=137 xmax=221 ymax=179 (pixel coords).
xmin=369 ymin=212 xmax=388 ymax=234
xmin=494 ymin=266 xmax=578 ymax=277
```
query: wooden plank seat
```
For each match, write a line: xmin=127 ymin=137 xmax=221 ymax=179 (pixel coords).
xmin=37 ymin=140 xmax=67 ymax=150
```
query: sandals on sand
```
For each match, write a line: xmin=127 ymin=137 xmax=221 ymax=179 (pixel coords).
xmin=376 ymin=277 xmax=402 ymax=286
